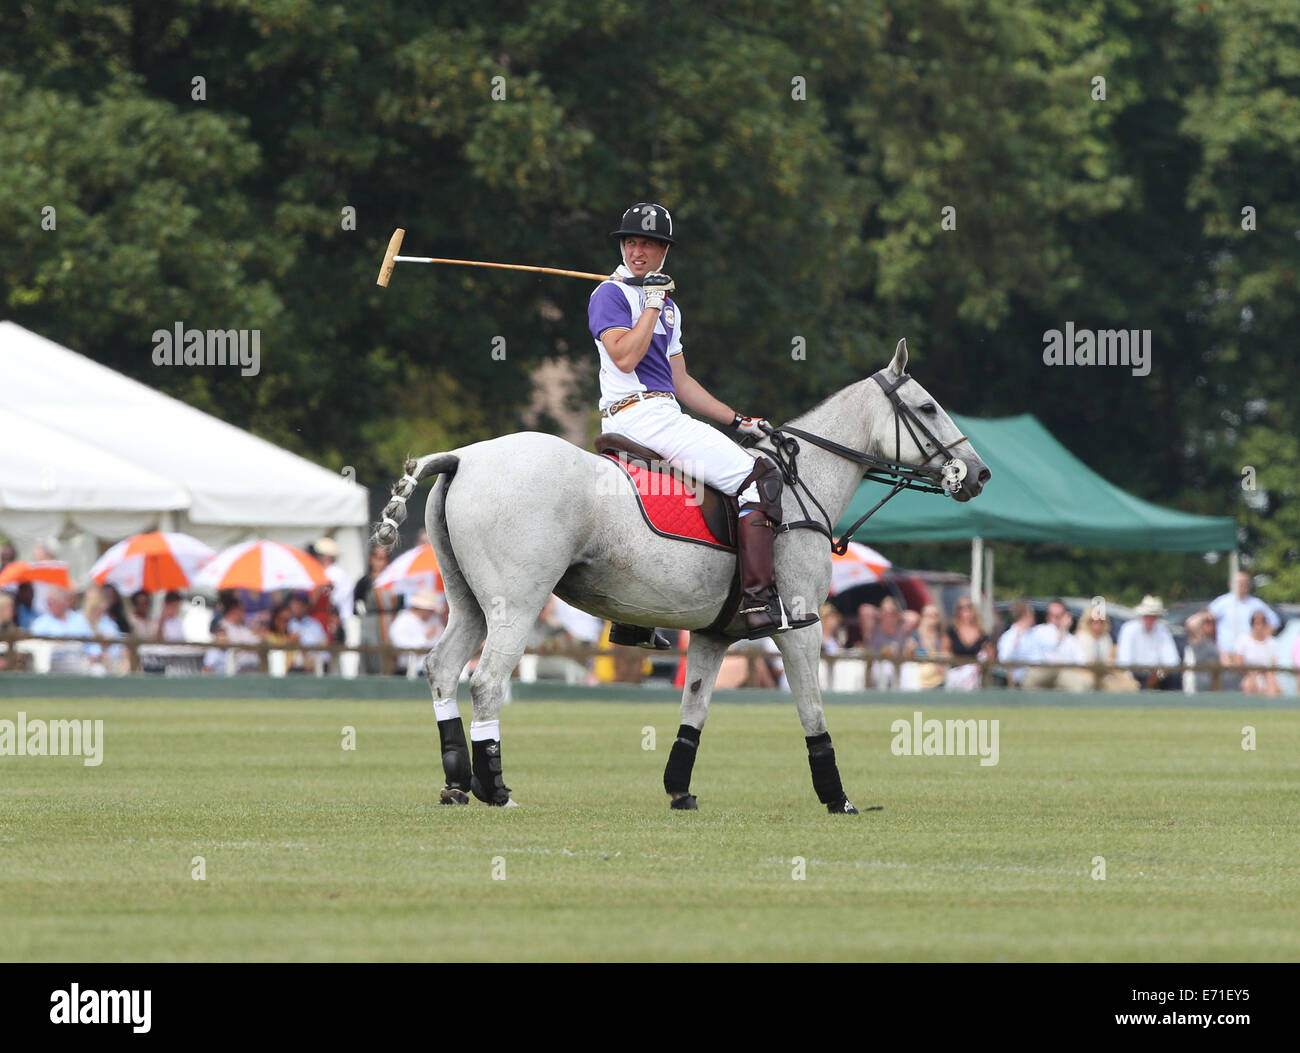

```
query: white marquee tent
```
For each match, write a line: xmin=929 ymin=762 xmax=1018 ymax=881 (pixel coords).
xmin=0 ymin=322 xmax=370 ymax=583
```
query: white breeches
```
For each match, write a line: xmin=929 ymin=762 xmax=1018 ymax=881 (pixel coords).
xmin=601 ymin=396 xmax=762 ymax=503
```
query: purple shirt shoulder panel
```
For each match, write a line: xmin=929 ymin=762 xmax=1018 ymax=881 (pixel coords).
xmin=588 ymin=281 xmax=633 ymax=341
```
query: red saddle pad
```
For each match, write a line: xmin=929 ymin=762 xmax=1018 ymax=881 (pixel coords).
xmin=604 ymin=455 xmax=732 ymax=550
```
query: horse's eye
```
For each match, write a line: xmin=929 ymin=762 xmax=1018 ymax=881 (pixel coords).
xmin=920 ymin=403 xmax=937 ymax=415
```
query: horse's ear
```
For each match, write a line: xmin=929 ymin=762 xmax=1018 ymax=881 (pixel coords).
xmin=888 ymin=338 xmax=908 ymax=377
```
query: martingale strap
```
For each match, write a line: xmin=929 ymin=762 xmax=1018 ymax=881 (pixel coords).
xmin=752 ymin=371 xmax=966 ymax=554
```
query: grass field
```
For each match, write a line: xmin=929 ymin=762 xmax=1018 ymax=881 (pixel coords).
xmin=1 ymin=697 xmax=1296 ymax=961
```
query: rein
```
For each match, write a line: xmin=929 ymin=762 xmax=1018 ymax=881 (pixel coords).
xmin=752 ymin=371 xmax=969 ymax=556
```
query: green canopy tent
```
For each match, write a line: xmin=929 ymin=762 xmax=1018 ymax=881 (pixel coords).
xmin=833 ymin=414 xmax=1237 ymax=612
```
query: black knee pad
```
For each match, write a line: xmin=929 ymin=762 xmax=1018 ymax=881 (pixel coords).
xmin=663 ymin=724 xmax=701 ymax=795
xmin=806 ymin=732 xmax=845 ymax=805
xmin=740 ymin=457 xmax=784 ymax=525
xmin=437 ymin=717 xmax=472 ymax=791
xmin=470 ymin=738 xmax=511 ymax=805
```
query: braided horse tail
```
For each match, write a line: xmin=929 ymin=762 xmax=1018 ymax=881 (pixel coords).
xmin=370 ymin=452 xmax=461 ymax=548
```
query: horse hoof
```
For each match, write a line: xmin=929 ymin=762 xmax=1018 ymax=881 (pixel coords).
xmin=439 ymin=787 xmax=470 ymax=805
xmin=670 ymin=794 xmax=698 ymax=810
xmin=827 ymin=796 xmax=859 ymax=815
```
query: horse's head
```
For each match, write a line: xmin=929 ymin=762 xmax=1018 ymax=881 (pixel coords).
xmin=868 ymin=339 xmax=990 ymax=502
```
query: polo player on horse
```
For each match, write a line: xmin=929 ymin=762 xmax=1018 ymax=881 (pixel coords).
xmin=592 ymin=202 xmax=817 ymax=648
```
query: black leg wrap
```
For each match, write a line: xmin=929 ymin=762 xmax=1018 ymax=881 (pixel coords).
xmin=470 ymin=737 xmax=512 ymax=805
xmin=663 ymin=724 xmax=701 ymax=796
xmin=806 ymin=731 xmax=850 ymax=807
xmin=437 ymin=717 xmax=472 ymax=791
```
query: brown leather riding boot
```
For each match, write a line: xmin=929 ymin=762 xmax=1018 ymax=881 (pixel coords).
xmin=737 ymin=509 xmax=818 ymax=639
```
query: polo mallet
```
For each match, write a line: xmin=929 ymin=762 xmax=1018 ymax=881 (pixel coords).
xmin=376 ymin=228 xmax=648 ymax=287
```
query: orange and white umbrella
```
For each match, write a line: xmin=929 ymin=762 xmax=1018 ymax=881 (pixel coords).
xmin=374 ymin=543 xmax=443 ymax=597
xmin=829 ymin=542 xmax=891 ymax=596
xmin=0 ymin=560 xmax=73 ymax=590
xmin=90 ymin=531 xmax=216 ymax=593
xmin=194 ymin=540 xmax=328 ymax=592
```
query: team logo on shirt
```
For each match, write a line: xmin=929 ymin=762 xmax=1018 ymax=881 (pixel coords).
xmin=662 ymin=304 xmax=675 ymax=327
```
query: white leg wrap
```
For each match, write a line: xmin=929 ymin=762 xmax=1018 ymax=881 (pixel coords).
xmin=469 ymin=719 xmax=500 ymax=742
xmin=433 ymin=699 xmax=460 ymax=722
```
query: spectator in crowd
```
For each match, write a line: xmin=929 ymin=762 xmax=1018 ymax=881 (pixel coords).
xmin=848 ymin=603 xmax=877 ymax=649
xmin=904 ymin=603 xmax=950 ymax=691
xmin=158 ymin=591 xmax=186 ymax=643
xmin=128 ymin=590 xmax=156 ymax=639
xmin=387 ymin=590 xmax=444 ymax=674
xmin=1116 ymin=595 xmax=1180 ymax=690
xmin=996 ymin=600 xmax=1039 ymax=686
xmin=819 ymin=602 xmax=872 ymax=691
xmin=0 ymin=593 xmax=15 ymax=670
xmin=1182 ymin=610 xmax=1220 ymax=693
xmin=1233 ymin=610 xmax=1281 ymax=696
xmin=869 ymin=597 xmax=909 ymax=690
xmin=0 ymin=541 xmax=16 ymax=571
xmin=1023 ymin=599 xmax=1092 ymax=692
xmin=526 ymin=595 xmax=594 ymax=683
xmin=264 ymin=602 xmax=300 ymax=668
xmin=30 ymin=587 xmax=102 ymax=670
xmin=820 ymin=603 xmax=845 ymax=656
xmin=1209 ymin=571 xmax=1278 ymax=659
xmin=322 ymin=607 xmax=344 ymax=647
xmin=288 ymin=592 xmax=326 ymax=640
xmin=14 ymin=582 xmax=36 ymax=629
xmin=717 ymin=636 xmax=786 ymax=689
xmin=945 ymin=596 xmax=993 ymax=691
xmin=25 ymin=541 xmax=59 ymax=620
xmin=288 ymin=591 xmax=331 ymax=672
xmin=100 ymin=584 xmax=132 ymax=635
xmin=211 ymin=591 xmax=238 ymax=634
xmin=82 ymin=586 xmax=124 ymax=647
xmin=204 ymin=598 xmax=262 ymax=674
xmin=306 ymin=582 xmax=335 ymax=632
xmin=354 ymin=544 xmax=397 ymax=675
xmin=314 ymin=537 xmax=355 ymax=623
xmin=901 ymin=608 xmax=921 ymax=636
xmin=1075 ymin=601 xmax=1138 ymax=692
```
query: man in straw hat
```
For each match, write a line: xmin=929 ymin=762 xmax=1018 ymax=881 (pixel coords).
xmin=1116 ymin=594 xmax=1180 ymax=690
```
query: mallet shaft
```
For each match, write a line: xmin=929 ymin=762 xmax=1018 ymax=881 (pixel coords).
xmin=393 ymin=256 xmax=611 ymax=282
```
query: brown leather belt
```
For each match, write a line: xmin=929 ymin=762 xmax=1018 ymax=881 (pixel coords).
xmin=602 ymin=390 xmax=675 ymax=418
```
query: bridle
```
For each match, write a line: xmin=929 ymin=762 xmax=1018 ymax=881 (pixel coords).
xmin=751 ymin=370 xmax=970 ymax=555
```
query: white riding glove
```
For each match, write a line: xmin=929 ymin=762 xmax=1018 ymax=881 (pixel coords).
xmin=640 ymin=271 xmax=674 ymax=311
xmin=732 ymin=413 xmax=769 ymax=439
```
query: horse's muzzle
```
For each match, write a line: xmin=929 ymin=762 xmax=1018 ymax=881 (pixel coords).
xmin=952 ymin=457 xmax=990 ymax=502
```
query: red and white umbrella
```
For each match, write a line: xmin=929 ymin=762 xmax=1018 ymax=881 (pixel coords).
xmin=90 ymin=531 xmax=216 ymax=593
xmin=829 ymin=542 xmax=891 ymax=596
xmin=194 ymin=540 xmax=328 ymax=592
xmin=0 ymin=560 xmax=73 ymax=590
xmin=374 ymin=543 xmax=443 ymax=598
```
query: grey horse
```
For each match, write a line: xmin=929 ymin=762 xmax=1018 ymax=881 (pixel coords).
xmin=373 ymin=339 xmax=989 ymax=812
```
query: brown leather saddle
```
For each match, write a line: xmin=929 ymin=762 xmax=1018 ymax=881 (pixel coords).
xmin=594 ymin=434 xmax=738 ymax=550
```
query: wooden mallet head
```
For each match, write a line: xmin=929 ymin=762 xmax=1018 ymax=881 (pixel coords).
xmin=376 ymin=228 xmax=406 ymax=287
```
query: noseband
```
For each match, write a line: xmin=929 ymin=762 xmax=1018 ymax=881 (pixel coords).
xmin=753 ymin=371 xmax=970 ymax=555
